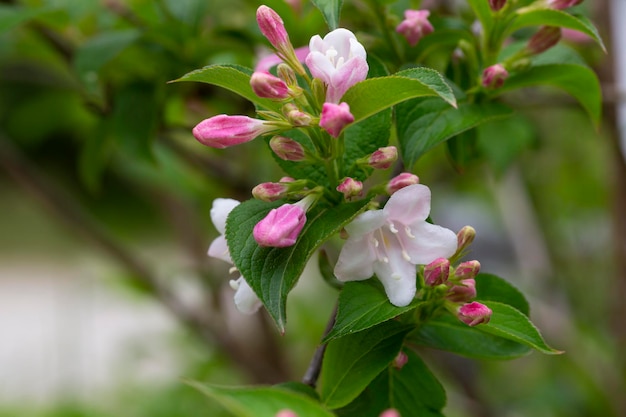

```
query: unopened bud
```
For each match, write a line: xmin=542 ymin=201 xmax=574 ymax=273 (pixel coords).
xmin=386 ymin=172 xmax=420 ymax=194
xmin=283 ymin=103 xmax=312 ymax=126
xmin=337 ymin=177 xmax=363 ymax=199
xmin=457 ymin=301 xmax=492 ymax=326
xmin=252 ymin=182 xmax=289 ymax=202
xmin=489 ymin=0 xmax=506 ymax=11
xmin=447 ymin=278 xmax=477 ymax=302
xmin=275 ymin=410 xmax=298 ymax=417
xmin=319 ymin=102 xmax=354 ymax=138
xmin=256 ymin=6 xmax=289 ymax=51
xmin=250 ymin=71 xmax=290 ymax=100
xmin=368 ymin=146 xmax=398 ymax=169
xmin=527 ymin=26 xmax=561 ymax=55
xmin=455 ymin=260 xmax=481 ymax=280
xmin=270 ymin=136 xmax=306 ymax=161
xmin=392 ymin=351 xmax=408 ymax=370
xmin=424 ymin=257 xmax=450 ymax=286
xmin=548 ymin=0 xmax=583 ymax=9
xmin=379 ymin=409 xmax=401 ymax=417
xmin=481 ymin=64 xmax=508 ymax=89
xmin=277 ymin=63 xmax=297 ymax=86
xmin=456 ymin=226 xmax=476 ymax=252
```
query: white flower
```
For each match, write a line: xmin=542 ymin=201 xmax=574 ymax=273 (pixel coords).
xmin=305 ymin=28 xmax=369 ymax=103
xmin=208 ymin=198 xmax=262 ymax=314
xmin=334 ymin=184 xmax=458 ymax=307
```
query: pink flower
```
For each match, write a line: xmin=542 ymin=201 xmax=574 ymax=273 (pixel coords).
xmin=489 ymin=0 xmax=507 ymax=11
xmin=253 ymin=195 xmax=316 ymax=247
xmin=527 ymin=26 xmax=561 ymax=55
xmin=319 ymin=102 xmax=354 ymax=137
xmin=392 ymin=351 xmax=408 ymax=370
xmin=193 ymin=115 xmax=279 ymax=149
xmin=256 ymin=5 xmax=289 ymax=51
xmin=386 ymin=172 xmax=420 ymax=194
xmin=269 ymin=136 xmax=306 ymax=161
xmin=250 ymin=71 xmax=290 ymax=100
xmin=548 ymin=0 xmax=583 ymax=10
xmin=457 ymin=301 xmax=492 ymax=326
xmin=275 ymin=410 xmax=298 ymax=417
xmin=396 ymin=10 xmax=434 ymax=47
xmin=424 ymin=257 xmax=450 ymax=286
xmin=379 ymin=409 xmax=401 ymax=417
xmin=482 ymin=64 xmax=508 ymax=89
xmin=337 ymin=177 xmax=363 ymax=199
xmin=306 ymin=28 xmax=369 ymax=103
xmin=368 ymin=146 xmax=398 ymax=169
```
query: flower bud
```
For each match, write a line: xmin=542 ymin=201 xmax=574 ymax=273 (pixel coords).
xmin=337 ymin=177 xmax=363 ymax=199
xmin=270 ymin=136 xmax=306 ymax=161
xmin=447 ymin=278 xmax=477 ymax=302
xmin=396 ymin=9 xmax=434 ymax=46
xmin=275 ymin=410 xmax=298 ymax=417
xmin=252 ymin=182 xmax=289 ymax=202
xmin=280 ymin=176 xmax=295 ymax=182
xmin=253 ymin=203 xmax=307 ymax=247
xmin=277 ymin=63 xmax=297 ymax=87
xmin=283 ymin=103 xmax=312 ymax=127
xmin=527 ymin=26 xmax=561 ymax=55
xmin=193 ymin=115 xmax=277 ymax=149
xmin=424 ymin=257 xmax=450 ymax=286
xmin=386 ymin=172 xmax=420 ymax=194
xmin=379 ymin=410 xmax=401 ymax=417
xmin=250 ymin=71 xmax=290 ymax=100
xmin=456 ymin=226 xmax=476 ymax=252
xmin=319 ymin=102 xmax=354 ymax=138
xmin=368 ymin=146 xmax=398 ymax=169
xmin=457 ymin=301 xmax=492 ymax=326
xmin=392 ymin=351 xmax=408 ymax=370
xmin=489 ymin=0 xmax=506 ymax=11
xmin=481 ymin=64 xmax=508 ymax=89
xmin=548 ymin=0 xmax=583 ymax=9
xmin=455 ymin=260 xmax=481 ymax=280
xmin=256 ymin=5 xmax=289 ymax=51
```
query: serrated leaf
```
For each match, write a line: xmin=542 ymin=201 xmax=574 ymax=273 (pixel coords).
xmin=226 ymin=199 xmax=370 ymax=332
xmin=408 ymin=313 xmax=531 ymax=360
xmin=495 ymin=63 xmax=601 ymax=126
xmin=477 ymin=301 xmax=562 ymax=355
xmin=171 ymin=64 xmax=281 ymax=112
xmin=324 ymin=280 xmax=419 ymax=342
xmin=320 ymin=321 xmax=410 ymax=409
xmin=475 ymin=273 xmax=530 ymax=316
xmin=342 ymin=68 xmax=456 ymax=125
xmin=310 ymin=0 xmax=343 ymax=30
xmin=186 ymin=381 xmax=335 ymax=417
xmin=508 ymin=8 xmax=605 ymax=52
xmin=397 ymin=98 xmax=513 ymax=168
xmin=342 ymin=108 xmax=392 ymax=180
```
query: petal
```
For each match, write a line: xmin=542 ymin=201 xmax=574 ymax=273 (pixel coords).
xmin=344 ymin=210 xmax=386 ymax=237
xmin=334 ymin=237 xmax=376 ymax=282
xmin=323 ymin=28 xmax=358 ymax=59
xmin=327 ymin=56 xmax=369 ymax=102
xmin=210 ymin=198 xmax=240 ymax=234
xmin=308 ymin=34 xmax=325 ymax=53
xmin=305 ymin=51 xmax=334 ymax=84
xmin=233 ymin=277 xmax=262 ymax=314
xmin=383 ymin=184 xmax=431 ymax=224
xmin=403 ymin=221 xmax=458 ymax=265
xmin=373 ymin=248 xmax=417 ymax=307
xmin=208 ymin=235 xmax=232 ymax=263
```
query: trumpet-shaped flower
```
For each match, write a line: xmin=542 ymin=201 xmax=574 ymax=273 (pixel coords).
xmin=208 ymin=198 xmax=262 ymax=314
xmin=306 ymin=28 xmax=368 ymax=103
xmin=334 ymin=184 xmax=458 ymax=306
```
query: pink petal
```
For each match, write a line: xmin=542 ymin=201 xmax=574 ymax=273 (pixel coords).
xmin=383 ymin=184 xmax=431 ymax=224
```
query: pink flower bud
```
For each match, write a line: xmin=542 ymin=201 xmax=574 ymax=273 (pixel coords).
xmin=253 ymin=203 xmax=306 ymax=247
xmin=386 ymin=172 xmax=420 ymax=194
xmin=275 ymin=410 xmax=298 ymax=417
xmin=250 ymin=72 xmax=290 ymax=100
xmin=489 ymin=0 xmax=507 ymax=11
xmin=283 ymin=103 xmax=312 ymax=127
xmin=455 ymin=260 xmax=481 ymax=280
xmin=548 ymin=0 xmax=583 ymax=9
xmin=396 ymin=10 xmax=434 ymax=47
xmin=280 ymin=176 xmax=295 ymax=182
xmin=482 ymin=64 xmax=508 ymax=89
xmin=319 ymin=102 xmax=354 ymax=138
xmin=424 ymin=257 xmax=450 ymax=286
xmin=252 ymin=182 xmax=289 ymax=202
xmin=269 ymin=136 xmax=306 ymax=161
xmin=379 ymin=410 xmax=401 ymax=417
xmin=457 ymin=301 xmax=492 ymax=326
xmin=193 ymin=115 xmax=276 ymax=149
xmin=392 ymin=351 xmax=408 ymax=370
xmin=369 ymin=146 xmax=398 ymax=169
xmin=447 ymin=278 xmax=477 ymax=302
xmin=256 ymin=6 xmax=289 ymax=51
xmin=527 ymin=26 xmax=561 ymax=55
xmin=456 ymin=225 xmax=476 ymax=251
xmin=336 ymin=177 xmax=363 ymax=199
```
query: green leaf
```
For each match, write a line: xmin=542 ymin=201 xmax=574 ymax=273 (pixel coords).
xmin=342 ymin=68 xmax=456 ymax=124
xmin=342 ymin=108 xmax=392 ymax=180
xmin=397 ymin=98 xmax=513 ymax=168
xmin=495 ymin=63 xmax=601 ymax=126
xmin=478 ymin=301 xmax=562 ymax=355
xmin=466 ymin=0 xmax=494 ymax=34
xmin=320 ymin=321 xmax=410 ymax=409
xmin=310 ymin=0 xmax=343 ymax=30
xmin=324 ymin=280 xmax=419 ymax=342
xmin=186 ymin=381 xmax=335 ymax=417
xmin=475 ymin=273 xmax=530 ymax=316
xmin=0 ymin=4 xmax=54 ymax=33
xmin=171 ymin=64 xmax=282 ymax=112
xmin=74 ymin=29 xmax=142 ymax=76
xmin=507 ymin=8 xmax=605 ymax=52
xmin=226 ymin=199 xmax=370 ymax=332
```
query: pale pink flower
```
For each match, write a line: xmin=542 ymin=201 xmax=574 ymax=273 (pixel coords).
xmin=319 ymin=102 xmax=354 ymax=137
xmin=334 ymin=184 xmax=458 ymax=307
xmin=386 ymin=172 xmax=420 ymax=194
xmin=193 ymin=115 xmax=280 ymax=149
xmin=482 ymin=64 xmax=508 ymax=89
xmin=250 ymin=71 xmax=290 ymax=99
xmin=306 ymin=28 xmax=369 ymax=103
xmin=369 ymin=146 xmax=398 ymax=169
xmin=396 ymin=10 xmax=434 ymax=47
xmin=458 ymin=301 xmax=492 ymax=326
xmin=253 ymin=195 xmax=316 ymax=247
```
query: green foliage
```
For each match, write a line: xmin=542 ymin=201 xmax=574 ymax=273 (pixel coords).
xmin=310 ymin=0 xmax=344 ymax=30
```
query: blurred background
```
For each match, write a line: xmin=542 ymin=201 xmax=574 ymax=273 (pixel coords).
xmin=0 ymin=0 xmax=624 ymax=416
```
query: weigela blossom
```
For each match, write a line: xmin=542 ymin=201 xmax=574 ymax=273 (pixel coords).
xmin=396 ymin=10 xmax=434 ymax=47
xmin=253 ymin=195 xmax=316 ymax=247
xmin=337 ymin=177 xmax=363 ymax=199
xmin=208 ymin=198 xmax=262 ymax=314
xmin=386 ymin=172 xmax=420 ymax=194
xmin=319 ymin=102 xmax=354 ymax=137
xmin=424 ymin=257 xmax=450 ymax=286
xmin=334 ymin=184 xmax=458 ymax=307
xmin=482 ymin=64 xmax=508 ymax=89
xmin=306 ymin=28 xmax=369 ymax=103
xmin=193 ymin=115 xmax=282 ymax=149
xmin=457 ymin=301 xmax=492 ymax=326
xmin=269 ymin=136 xmax=306 ymax=161
xmin=368 ymin=146 xmax=398 ymax=169
xmin=447 ymin=278 xmax=477 ymax=302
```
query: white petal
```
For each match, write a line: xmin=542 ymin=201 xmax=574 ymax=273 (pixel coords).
xmin=373 ymin=248 xmax=417 ymax=307
xmin=403 ymin=221 xmax=458 ymax=265
xmin=334 ymin=237 xmax=376 ymax=282
xmin=305 ymin=51 xmax=335 ymax=85
xmin=323 ymin=28 xmax=358 ymax=59
xmin=233 ymin=277 xmax=262 ymax=315
xmin=344 ymin=210 xmax=386 ymax=237
xmin=210 ymin=198 xmax=240 ymax=234
xmin=208 ymin=235 xmax=232 ymax=263
xmin=383 ymin=184 xmax=431 ymax=224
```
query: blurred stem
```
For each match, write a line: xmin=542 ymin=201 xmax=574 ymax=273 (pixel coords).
xmin=302 ymin=303 xmax=337 ymax=387
xmin=365 ymin=0 xmax=403 ymax=66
